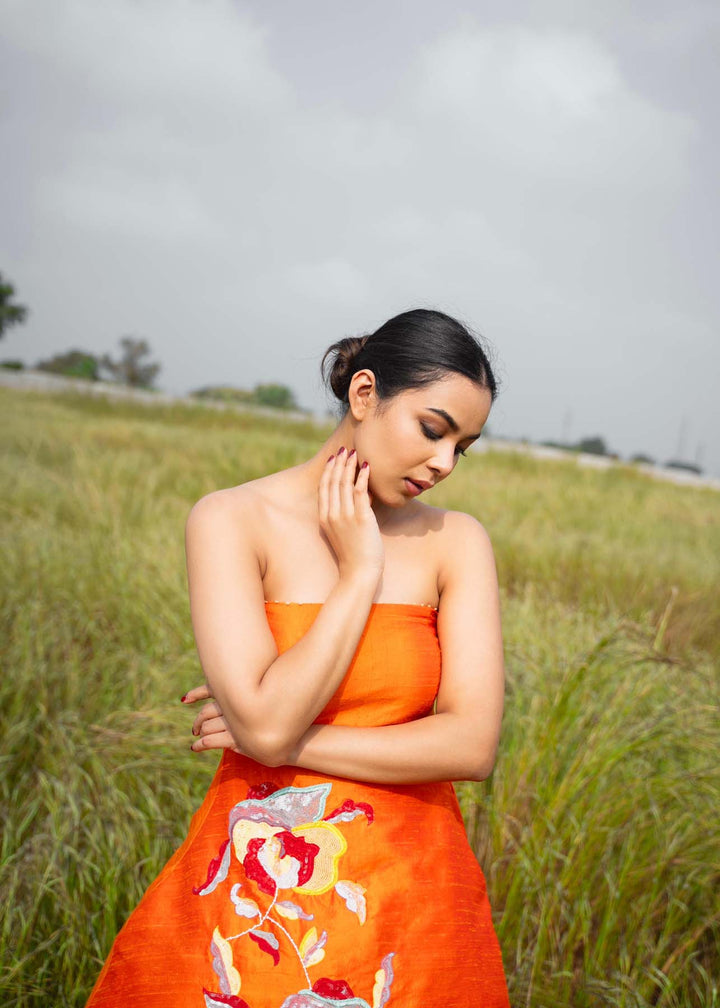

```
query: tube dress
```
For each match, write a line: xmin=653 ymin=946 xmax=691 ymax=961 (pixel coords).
xmin=86 ymin=601 xmax=509 ymax=1007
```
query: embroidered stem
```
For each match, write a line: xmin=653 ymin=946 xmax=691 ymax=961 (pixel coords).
xmin=226 ymin=887 xmax=279 ymax=942
xmin=267 ymin=914 xmax=311 ymax=988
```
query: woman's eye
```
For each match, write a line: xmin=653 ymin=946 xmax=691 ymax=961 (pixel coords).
xmin=421 ymin=422 xmax=467 ymax=458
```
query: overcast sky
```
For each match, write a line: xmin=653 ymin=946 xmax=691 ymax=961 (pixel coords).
xmin=2 ymin=0 xmax=718 ymax=472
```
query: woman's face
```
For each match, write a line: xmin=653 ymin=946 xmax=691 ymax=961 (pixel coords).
xmin=352 ymin=371 xmax=492 ymax=507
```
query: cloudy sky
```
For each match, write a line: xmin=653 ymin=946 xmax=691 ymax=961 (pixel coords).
xmin=2 ymin=0 xmax=718 ymax=472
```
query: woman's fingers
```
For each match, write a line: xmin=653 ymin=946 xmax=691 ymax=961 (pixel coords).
xmin=353 ymin=459 xmax=372 ymax=511
xmin=339 ymin=449 xmax=358 ymax=516
xmin=181 ymin=683 xmax=212 ymax=704
xmin=190 ymin=727 xmax=241 ymax=753
xmin=318 ymin=451 xmax=333 ymax=523
xmin=317 ymin=448 xmax=383 ymax=577
xmin=195 ymin=713 xmax=227 ymax=738
xmin=191 ymin=702 xmax=223 ymax=735
xmin=328 ymin=446 xmax=347 ymax=518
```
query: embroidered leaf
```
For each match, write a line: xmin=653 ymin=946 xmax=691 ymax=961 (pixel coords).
xmin=246 ymin=781 xmax=280 ymax=800
xmin=194 ymin=839 xmax=232 ymax=896
xmin=230 ymin=783 xmax=333 ymax=834
xmin=279 ymin=993 xmax=372 ymax=1008
xmin=209 ymin=928 xmax=241 ymax=997
xmin=372 ymin=952 xmax=396 ymax=1008
xmin=323 ymin=799 xmax=374 ymax=825
xmin=249 ymin=928 xmax=280 ymax=966
xmin=312 ymin=976 xmax=355 ymax=999
xmin=275 ymin=899 xmax=314 ymax=921
xmin=230 ymin=883 xmax=260 ymax=919
xmin=299 ymin=926 xmax=327 ymax=967
xmin=335 ymin=880 xmax=367 ymax=925
xmin=203 ymin=990 xmax=250 ymax=1008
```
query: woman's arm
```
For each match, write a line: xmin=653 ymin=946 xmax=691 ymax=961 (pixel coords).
xmin=184 ymin=451 xmax=383 ymax=767
xmin=188 ymin=512 xmax=505 ymax=785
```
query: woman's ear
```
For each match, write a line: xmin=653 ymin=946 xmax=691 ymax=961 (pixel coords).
xmin=347 ymin=368 xmax=377 ymax=421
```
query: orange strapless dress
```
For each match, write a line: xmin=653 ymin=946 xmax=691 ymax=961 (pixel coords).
xmin=86 ymin=602 xmax=509 ymax=1008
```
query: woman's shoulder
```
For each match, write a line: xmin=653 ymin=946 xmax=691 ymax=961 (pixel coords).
xmin=186 ymin=472 xmax=292 ymax=547
xmin=407 ymin=504 xmax=495 ymax=599
xmin=409 ymin=501 xmax=492 ymax=542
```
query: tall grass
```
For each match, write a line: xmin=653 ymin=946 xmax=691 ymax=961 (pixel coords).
xmin=1 ymin=387 xmax=718 ymax=1006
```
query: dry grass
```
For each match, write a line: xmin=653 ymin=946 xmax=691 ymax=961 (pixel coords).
xmin=1 ymin=387 xmax=718 ymax=1006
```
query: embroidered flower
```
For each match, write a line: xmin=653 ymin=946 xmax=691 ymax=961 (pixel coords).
xmin=226 ymin=784 xmax=349 ymax=897
xmin=194 ymin=783 xmax=390 ymax=1008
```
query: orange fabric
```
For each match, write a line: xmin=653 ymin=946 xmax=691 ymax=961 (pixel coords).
xmin=86 ymin=602 xmax=509 ymax=1008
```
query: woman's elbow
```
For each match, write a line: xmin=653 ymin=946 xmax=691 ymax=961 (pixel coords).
xmin=463 ymin=740 xmax=499 ymax=782
xmin=241 ymin=726 xmax=294 ymax=768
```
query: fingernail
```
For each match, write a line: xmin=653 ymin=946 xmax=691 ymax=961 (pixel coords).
xmin=189 ymin=743 xmax=195 ymax=751
xmin=337 ymin=446 xmax=345 ymax=455
xmin=361 ymin=461 xmax=368 ymax=469
xmin=180 ymin=694 xmax=188 ymax=703
xmin=348 ymin=449 xmax=356 ymax=458
xmin=326 ymin=454 xmax=335 ymax=463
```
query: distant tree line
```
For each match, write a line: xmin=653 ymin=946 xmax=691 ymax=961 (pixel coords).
xmin=0 ymin=269 xmax=705 ymax=459
xmin=536 ymin=435 xmax=703 ymax=475
xmin=3 ymin=337 xmax=162 ymax=389
xmin=191 ymin=383 xmax=300 ymax=411
xmin=1 ymin=272 xmax=302 ymax=410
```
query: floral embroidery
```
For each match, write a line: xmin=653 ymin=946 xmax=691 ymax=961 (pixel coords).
xmin=196 ymin=782 xmax=395 ymax=1008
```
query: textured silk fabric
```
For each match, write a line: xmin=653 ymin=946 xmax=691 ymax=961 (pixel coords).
xmin=86 ymin=602 xmax=510 ymax=1008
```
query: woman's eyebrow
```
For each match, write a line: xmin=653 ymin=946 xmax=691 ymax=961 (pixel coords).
xmin=427 ymin=407 xmax=482 ymax=440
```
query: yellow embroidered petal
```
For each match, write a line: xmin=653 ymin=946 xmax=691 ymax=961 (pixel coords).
xmin=231 ymin=819 xmax=274 ymax=863
xmin=305 ymin=945 xmax=326 ymax=968
xmin=298 ymin=926 xmax=318 ymax=960
xmin=292 ymin=822 xmax=347 ymax=895
xmin=211 ymin=927 xmax=241 ymax=996
xmin=372 ymin=968 xmax=386 ymax=1008
xmin=299 ymin=926 xmax=327 ymax=968
xmin=275 ymin=900 xmax=313 ymax=921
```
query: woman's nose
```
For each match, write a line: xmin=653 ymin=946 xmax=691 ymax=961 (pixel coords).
xmin=428 ymin=444 xmax=456 ymax=478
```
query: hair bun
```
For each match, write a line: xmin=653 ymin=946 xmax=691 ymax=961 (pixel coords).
xmin=321 ymin=334 xmax=370 ymax=402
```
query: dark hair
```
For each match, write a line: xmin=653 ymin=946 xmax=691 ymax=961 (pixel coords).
xmin=321 ymin=309 xmax=498 ymax=415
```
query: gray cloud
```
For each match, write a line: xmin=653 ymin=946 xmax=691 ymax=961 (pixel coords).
xmin=1 ymin=0 xmax=718 ymax=471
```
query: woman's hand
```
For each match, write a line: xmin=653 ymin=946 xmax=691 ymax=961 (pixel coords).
xmin=319 ymin=449 xmax=384 ymax=581
xmin=183 ymin=685 xmax=243 ymax=754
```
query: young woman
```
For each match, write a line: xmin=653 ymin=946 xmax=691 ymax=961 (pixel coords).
xmin=86 ymin=309 xmax=510 ymax=1007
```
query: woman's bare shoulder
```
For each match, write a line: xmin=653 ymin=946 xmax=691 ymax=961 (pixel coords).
xmin=185 ymin=472 xmax=293 ymax=568
xmin=188 ymin=470 xmax=291 ymax=518
xmin=410 ymin=506 xmax=495 ymax=599
xmin=409 ymin=501 xmax=491 ymax=541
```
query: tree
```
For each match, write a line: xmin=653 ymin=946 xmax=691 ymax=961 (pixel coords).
xmin=36 ymin=349 xmax=101 ymax=380
xmin=576 ymin=436 xmax=608 ymax=456
xmin=0 ymin=272 xmax=28 ymax=339
xmin=252 ymin=382 xmax=299 ymax=410
xmin=190 ymin=385 xmax=256 ymax=404
xmin=100 ymin=336 xmax=161 ymax=388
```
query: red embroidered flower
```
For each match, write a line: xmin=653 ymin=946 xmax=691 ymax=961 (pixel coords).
xmin=243 ymin=830 xmax=321 ymax=895
xmin=312 ymin=977 xmax=355 ymax=999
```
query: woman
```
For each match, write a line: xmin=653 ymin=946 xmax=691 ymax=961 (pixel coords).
xmin=86 ymin=309 xmax=510 ymax=1007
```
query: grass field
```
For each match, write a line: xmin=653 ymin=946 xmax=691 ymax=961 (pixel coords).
xmin=1 ymin=386 xmax=718 ymax=1007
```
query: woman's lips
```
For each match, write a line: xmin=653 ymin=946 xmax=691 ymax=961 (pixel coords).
xmin=403 ymin=478 xmax=425 ymax=496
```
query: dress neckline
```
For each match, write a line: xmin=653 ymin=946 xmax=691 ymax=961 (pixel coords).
xmin=265 ymin=599 xmax=438 ymax=613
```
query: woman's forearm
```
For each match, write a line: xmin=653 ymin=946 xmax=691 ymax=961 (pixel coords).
xmin=218 ymin=573 xmax=380 ymax=765
xmin=288 ymin=712 xmax=500 ymax=785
